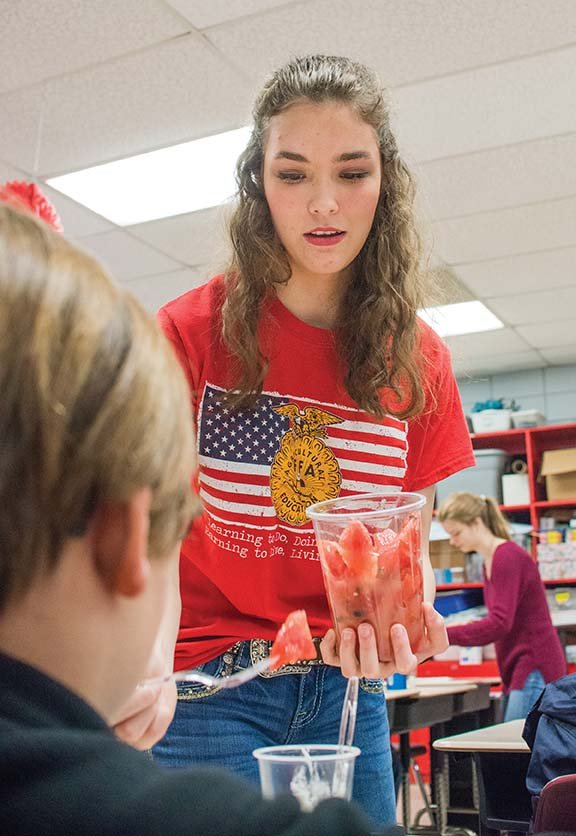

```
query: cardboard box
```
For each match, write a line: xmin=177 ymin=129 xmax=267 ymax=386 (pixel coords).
xmin=541 ymin=447 xmax=576 ymax=501
xmin=429 ymin=539 xmax=465 ymax=571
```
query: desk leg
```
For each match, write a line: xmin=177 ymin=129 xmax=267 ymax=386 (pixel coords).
xmin=399 ymin=732 xmax=412 ymax=831
xmin=471 ymin=759 xmax=479 ymax=813
xmin=434 ymin=749 xmax=449 ymax=835
xmin=431 ymin=728 xmax=479 ymax=836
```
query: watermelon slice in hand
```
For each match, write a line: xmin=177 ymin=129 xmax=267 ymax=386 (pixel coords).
xmin=269 ymin=609 xmax=316 ymax=671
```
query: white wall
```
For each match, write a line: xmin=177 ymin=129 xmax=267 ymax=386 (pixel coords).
xmin=457 ymin=364 xmax=576 ymax=425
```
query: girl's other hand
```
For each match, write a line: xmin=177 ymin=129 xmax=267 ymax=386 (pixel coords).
xmin=320 ymin=602 xmax=448 ymax=680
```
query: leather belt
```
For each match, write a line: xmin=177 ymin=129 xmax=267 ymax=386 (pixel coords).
xmin=249 ymin=636 xmax=324 ymax=677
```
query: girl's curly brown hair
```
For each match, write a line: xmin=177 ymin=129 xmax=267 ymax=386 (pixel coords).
xmin=222 ymin=54 xmax=428 ymax=420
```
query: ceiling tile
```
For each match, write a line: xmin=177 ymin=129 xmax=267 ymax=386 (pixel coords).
xmin=78 ymin=230 xmax=181 ymax=281
xmin=42 ymin=184 xmax=113 ymax=238
xmin=0 ymin=164 xmax=111 ymax=236
xmin=121 ymin=268 xmax=206 ymax=313
xmin=395 ymin=47 xmax=576 ymax=163
xmin=0 ymin=0 xmax=189 ymax=94
xmin=452 ymin=350 xmax=545 ymax=378
xmin=0 ymin=160 xmax=26 ymax=181
xmin=446 ymin=327 xmax=531 ymax=358
xmin=455 ymin=248 xmax=576 ymax=298
xmin=540 ymin=348 xmax=576 ymax=365
xmin=1 ymin=36 xmax=254 ymax=175
xmin=0 ymin=85 xmax=46 ymax=175
xmin=516 ymin=319 xmax=576 ymax=349
xmin=166 ymin=0 xmax=295 ymax=29
xmin=418 ymin=133 xmax=576 ymax=220
xmin=127 ymin=206 xmax=229 ymax=268
xmin=207 ymin=0 xmax=576 ymax=89
xmin=486 ymin=287 xmax=576 ymax=326
xmin=434 ymin=196 xmax=576 ymax=264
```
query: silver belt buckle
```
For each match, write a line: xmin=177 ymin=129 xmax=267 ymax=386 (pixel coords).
xmin=249 ymin=637 xmax=323 ymax=677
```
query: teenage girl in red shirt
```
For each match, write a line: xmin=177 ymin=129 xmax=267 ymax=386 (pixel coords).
xmin=115 ymin=55 xmax=474 ymax=827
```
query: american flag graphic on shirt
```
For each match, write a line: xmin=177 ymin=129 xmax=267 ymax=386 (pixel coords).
xmin=198 ymin=383 xmax=408 ymax=531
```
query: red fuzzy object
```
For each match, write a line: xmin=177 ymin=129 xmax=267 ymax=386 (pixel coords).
xmin=0 ymin=181 xmax=63 ymax=233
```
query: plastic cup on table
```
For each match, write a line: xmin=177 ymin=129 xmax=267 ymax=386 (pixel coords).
xmin=306 ymin=491 xmax=427 ymax=662
xmin=252 ymin=744 xmax=360 ymax=811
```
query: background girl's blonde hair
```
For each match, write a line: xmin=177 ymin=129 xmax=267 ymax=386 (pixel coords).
xmin=222 ymin=54 xmax=428 ymax=419
xmin=0 ymin=204 xmax=199 ymax=612
xmin=437 ymin=491 xmax=511 ymax=540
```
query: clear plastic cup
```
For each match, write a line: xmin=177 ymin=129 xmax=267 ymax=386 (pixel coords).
xmin=306 ymin=491 xmax=426 ymax=662
xmin=253 ymin=744 xmax=360 ymax=811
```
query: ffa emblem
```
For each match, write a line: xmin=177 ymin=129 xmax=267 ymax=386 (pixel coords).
xmin=270 ymin=404 xmax=343 ymax=525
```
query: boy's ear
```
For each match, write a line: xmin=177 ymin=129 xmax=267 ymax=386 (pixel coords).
xmin=89 ymin=489 xmax=152 ymax=597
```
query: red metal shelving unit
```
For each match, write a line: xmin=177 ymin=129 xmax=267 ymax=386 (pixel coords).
xmin=426 ymin=421 xmax=576 ymax=680
xmin=474 ymin=421 xmax=576 ymax=554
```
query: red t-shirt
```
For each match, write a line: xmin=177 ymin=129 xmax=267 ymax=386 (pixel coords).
xmin=447 ymin=541 xmax=566 ymax=693
xmin=159 ymin=275 xmax=475 ymax=669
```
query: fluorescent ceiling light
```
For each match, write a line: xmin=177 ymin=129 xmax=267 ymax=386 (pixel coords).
xmin=419 ymin=300 xmax=504 ymax=337
xmin=46 ymin=126 xmax=251 ymax=226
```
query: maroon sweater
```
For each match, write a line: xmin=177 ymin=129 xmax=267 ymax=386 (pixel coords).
xmin=446 ymin=541 xmax=566 ymax=693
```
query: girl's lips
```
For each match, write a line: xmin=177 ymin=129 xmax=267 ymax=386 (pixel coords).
xmin=303 ymin=230 xmax=347 ymax=247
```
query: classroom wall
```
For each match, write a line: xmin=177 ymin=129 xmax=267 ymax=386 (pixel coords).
xmin=457 ymin=364 xmax=576 ymax=425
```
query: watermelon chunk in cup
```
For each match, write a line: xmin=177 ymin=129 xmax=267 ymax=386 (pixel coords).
xmin=306 ymin=491 xmax=426 ymax=662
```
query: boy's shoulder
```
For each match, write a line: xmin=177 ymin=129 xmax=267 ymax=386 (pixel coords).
xmin=0 ymin=724 xmax=379 ymax=836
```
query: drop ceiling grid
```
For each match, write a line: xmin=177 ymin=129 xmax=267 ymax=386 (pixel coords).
xmin=393 ymin=47 xmax=576 ymax=163
xmin=0 ymin=0 xmax=573 ymax=375
xmin=126 ymin=206 xmax=230 ymax=269
xmin=486 ymin=288 xmax=576 ymax=327
xmin=0 ymin=0 xmax=190 ymax=94
xmin=455 ymin=248 xmax=576 ymax=298
xmin=417 ymin=133 xmax=576 ymax=221
xmin=164 ymin=0 xmax=302 ymax=31
xmin=204 ymin=0 xmax=576 ymax=88
xmin=451 ymin=350 xmax=548 ymax=378
xmin=516 ymin=319 xmax=576 ymax=349
xmin=119 ymin=266 xmax=206 ymax=312
xmin=77 ymin=229 xmax=183 ymax=281
xmin=0 ymin=35 xmax=255 ymax=176
xmin=433 ymin=195 xmax=576 ymax=264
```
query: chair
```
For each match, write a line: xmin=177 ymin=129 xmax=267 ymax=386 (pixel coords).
xmin=533 ymin=773 xmax=576 ymax=834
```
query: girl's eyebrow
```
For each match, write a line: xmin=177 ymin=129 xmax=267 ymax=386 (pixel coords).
xmin=273 ymin=150 xmax=374 ymax=163
xmin=274 ymin=151 xmax=307 ymax=162
xmin=337 ymin=151 xmax=373 ymax=162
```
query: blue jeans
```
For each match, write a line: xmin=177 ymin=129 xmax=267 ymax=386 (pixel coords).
xmin=503 ymin=669 xmax=546 ymax=722
xmin=153 ymin=641 xmax=396 ymax=827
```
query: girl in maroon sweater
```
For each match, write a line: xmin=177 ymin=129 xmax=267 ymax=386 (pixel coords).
xmin=438 ymin=492 xmax=566 ymax=721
